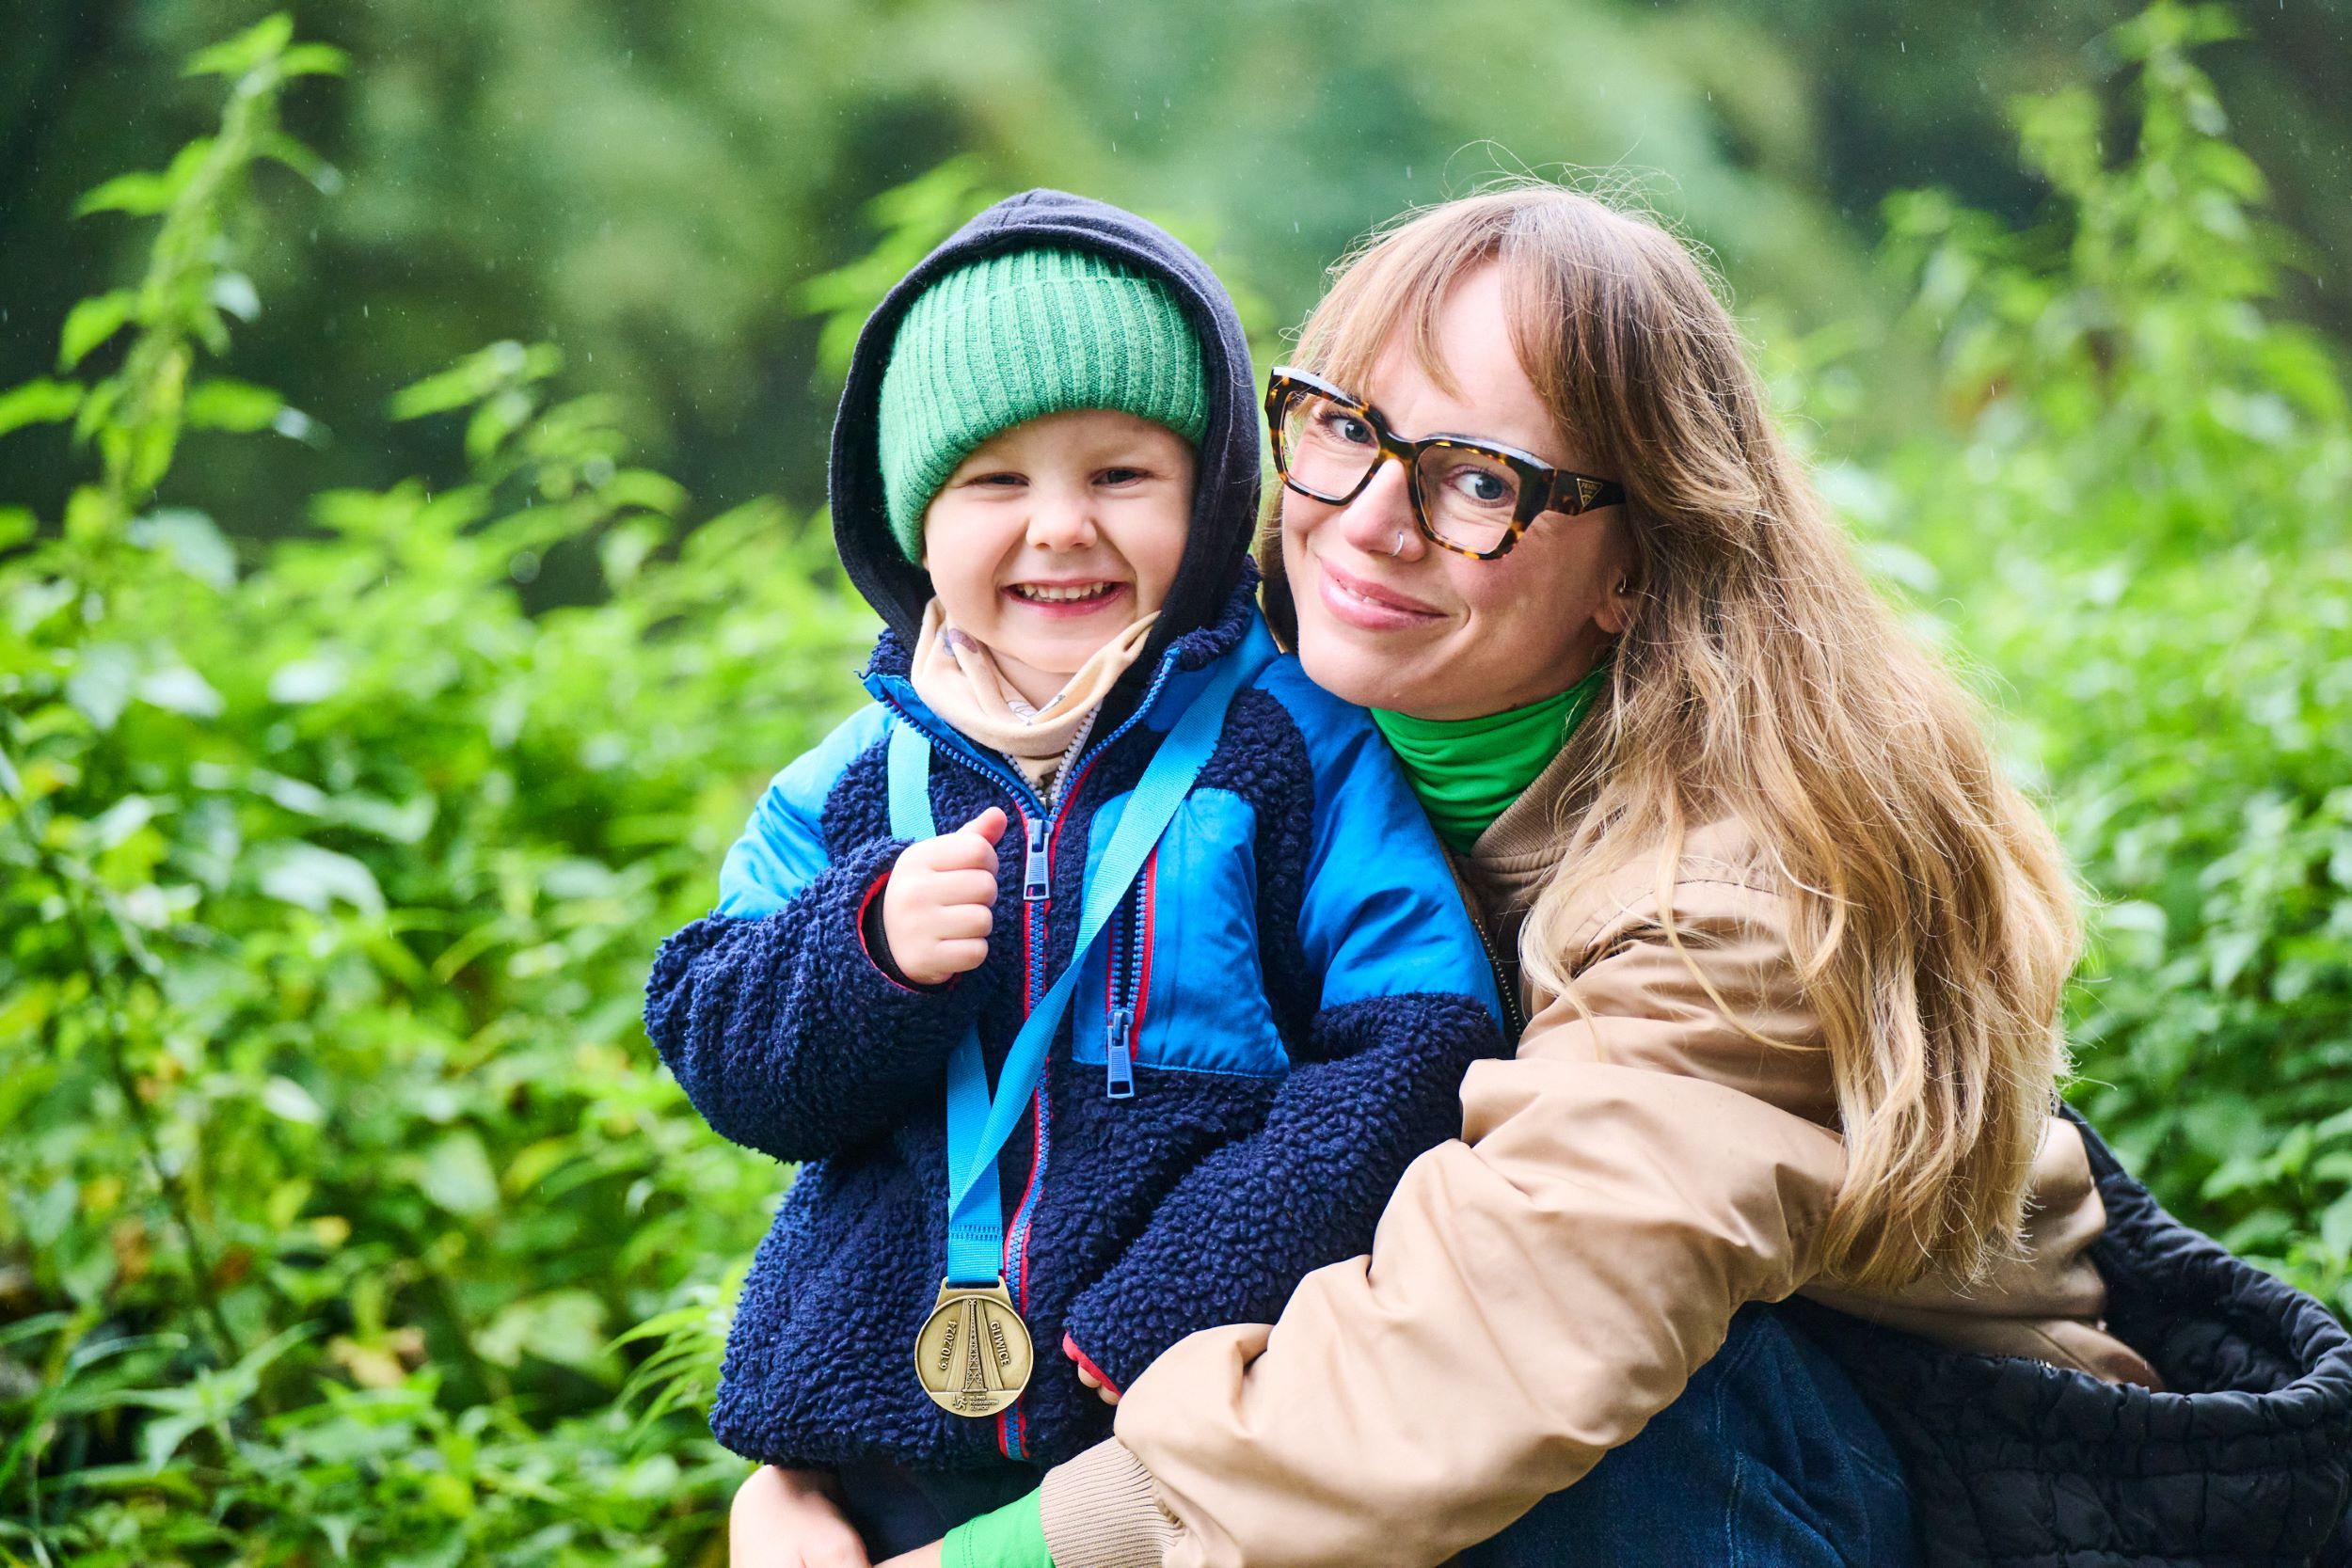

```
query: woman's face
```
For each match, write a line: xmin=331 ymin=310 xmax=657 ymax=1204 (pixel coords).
xmin=1281 ymin=263 xmax=1638 ymax=721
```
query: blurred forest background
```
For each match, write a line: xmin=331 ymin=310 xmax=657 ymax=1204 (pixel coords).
xmin=3 ymin=2 xmax=2349 ymax=1564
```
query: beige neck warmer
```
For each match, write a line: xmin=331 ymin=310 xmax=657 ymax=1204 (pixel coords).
xmin=908 ymin=599 xmax=1160 ymax=792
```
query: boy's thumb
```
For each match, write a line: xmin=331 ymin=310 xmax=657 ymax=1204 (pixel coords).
xmin=963 ymin=807 xmax=1009 ymax=846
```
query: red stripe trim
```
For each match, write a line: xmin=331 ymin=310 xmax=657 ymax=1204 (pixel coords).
xmin=1061 ymin=1334 xmax=1122 ymax=1398
xmin=1003 ymin=794 xmax=1053 ymax=1462
xmin=1129 ymin=850 xmax=1157 ymax=1051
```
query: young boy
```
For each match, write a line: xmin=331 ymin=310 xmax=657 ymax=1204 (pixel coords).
xmin=644 ymin=191 xmax=1503 ymax=1560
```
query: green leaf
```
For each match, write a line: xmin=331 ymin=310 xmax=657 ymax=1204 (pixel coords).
xmin=207 ymin=273 xmax=262 ymax=324
xmin=278 ymin=42 xmax=350 ymax=78
xmin=0 ymin=379 xmax=86 ymax=437
xmin=266 ymin=655 xmax=348 ymax=705
xmin=0 ymin=506 xmax=35 ymax=550
xmin=66 ymin=644 xmax=140 ymax=731
xmin=2208 ymin=928 xmax=2262 ymax=991
xmin=261 ymin=1076 xmax=325 ymax=1127
xmin=75 ymin=142 xmax=211 ymax=218
xmin=185 ymin=12 xmax=294 ymax=78
xmin=254 ymin=842 xmax=386 ymax=918
xmin=184 ymin=378 xmax=284 ymax=433
xmin=59 ymin=291 xmax=137 ymax=371
xmin=603 ymin=469 xmax=691 ymax=517
xmin=258 ymin=131 xmax=341 ymax=193
xmin=478 ymin=1290 xmax=613 ymax=1375
xmin=138 ymin=665 xmax=225 ymax=720
xmin=129 ymin=508 xmax=237 ymax=589
xmin=2322 ymin=1193 xmax=2352 ymax=1257
xmin=87 ymin=795 xmax=161 ymax=850
xmin=415 ymin=1132 xmax=500 ymax=1218
xmin=388 ymin=341 xmax=562 ymax=420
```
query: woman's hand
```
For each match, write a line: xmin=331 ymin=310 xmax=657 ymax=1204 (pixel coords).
xmin=730 ymin=1465 xmax=869 ymax=1568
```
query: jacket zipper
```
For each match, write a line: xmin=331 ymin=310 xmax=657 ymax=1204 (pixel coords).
xmin=1103 ymin=864 xmax=1152 ymax=1101
xmin=868 ymin=653 xmax=1187 ymax=1459
xmin=1467 ymin=904 xmax=1526 ymax=1044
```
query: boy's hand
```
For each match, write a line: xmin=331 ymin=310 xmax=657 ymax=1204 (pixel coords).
xmin=1073 ymin=1361 xmax=1120 ymax=1404
xmin=730 ymin=1465 xmax=868 ymax=1568
xmin=882 ymin=808 xmax=1009 ymax=988
xmin=1066 ymin=1338 xmax=1120 ymax=1404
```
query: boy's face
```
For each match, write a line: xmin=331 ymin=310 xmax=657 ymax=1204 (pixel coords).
xmin=921 ymin=408 xmax=1196 ymax=705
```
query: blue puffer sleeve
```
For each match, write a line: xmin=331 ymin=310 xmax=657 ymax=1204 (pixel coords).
xmin=1059 ymin=664 xmax=1505 ymax=1389
xmin=643 ymin=706 xmax=986 ymax=1164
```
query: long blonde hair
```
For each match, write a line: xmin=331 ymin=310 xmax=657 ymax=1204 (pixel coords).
xmin=1275 ymin=185 xmax=2079 ymax=1289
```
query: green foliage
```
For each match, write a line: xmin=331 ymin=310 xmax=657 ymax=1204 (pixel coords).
xmin=1867 ymin=3 xmax=2352 ymax=1313
xmin=1 ymin=18 xmax=873 ymax=1564
xmin=3 ymin=7 xmax=2347 ymax=1563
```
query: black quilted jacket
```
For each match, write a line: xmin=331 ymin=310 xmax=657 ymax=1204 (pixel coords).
xmin=1798 ymin=1105 xmax=2352 ymax=1566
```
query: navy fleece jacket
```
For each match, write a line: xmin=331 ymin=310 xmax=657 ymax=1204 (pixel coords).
xmin=644 ymin=191 xmax=1504 ymax=1471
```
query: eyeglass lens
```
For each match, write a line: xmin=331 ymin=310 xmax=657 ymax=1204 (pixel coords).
xmin=1279 ymin=388 xmax=1519 ymax=555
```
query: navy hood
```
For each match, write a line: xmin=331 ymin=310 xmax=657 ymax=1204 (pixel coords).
xmin=828 ymin=190 xmax=1262 ymax=661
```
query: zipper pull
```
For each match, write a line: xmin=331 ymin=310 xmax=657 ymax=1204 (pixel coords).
xmin=1022 ymin=816 xmax=1050 ymax=902
xmin=1104 ymin=1007 xmax=1136 ymax=1100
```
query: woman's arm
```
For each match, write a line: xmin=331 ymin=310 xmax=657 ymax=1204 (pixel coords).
xmin=1039 ymin=874 xmax=1854 ymax=1568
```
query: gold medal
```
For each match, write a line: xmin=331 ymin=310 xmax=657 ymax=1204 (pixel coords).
xmin=914 ymin=1277 xmax=1034 ymax=1418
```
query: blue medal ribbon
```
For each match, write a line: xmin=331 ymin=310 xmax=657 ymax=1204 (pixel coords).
xmin=885 ymin=643 xmax=1263 ymax=1288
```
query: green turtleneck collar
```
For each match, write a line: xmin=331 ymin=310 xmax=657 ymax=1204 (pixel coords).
xmin=1371 ymin=663 xmax=1608 ymax=852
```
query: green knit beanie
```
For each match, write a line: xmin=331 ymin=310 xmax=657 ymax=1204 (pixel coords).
xmin=876 ymin=247 xmax=1210 ymax=562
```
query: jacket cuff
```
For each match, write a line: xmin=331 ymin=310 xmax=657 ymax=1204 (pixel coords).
xmin=1062 ymin=1333 xmax=1123 ymax=1398
xmin=855 ymin=866 xmax=930 ymax=994
xmin=814 ymin=837 xmax=980 ymax=1024
xmin=1039 ymin=1440 xmax=1177 ymax=1568
xmin=1059 ymin=1307 xmax=1157 ymax=1396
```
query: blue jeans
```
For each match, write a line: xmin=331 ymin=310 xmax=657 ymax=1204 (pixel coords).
xmin=1459 ymin=1304 xmax=1917 ymax=1568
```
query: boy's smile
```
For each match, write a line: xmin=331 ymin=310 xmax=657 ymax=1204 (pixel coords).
xmin=1003 ymin=578 xmax=1126 ymax=612
xmin=923 ymin=408 xmax=1195 ymax=708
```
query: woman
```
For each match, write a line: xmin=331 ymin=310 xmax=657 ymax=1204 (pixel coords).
xmin=735 ymin=187 xmax=2352 ymax=1567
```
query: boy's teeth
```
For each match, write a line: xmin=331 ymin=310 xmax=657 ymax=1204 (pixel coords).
xmin=1012 ymin=582 xmax=1115 ymax=602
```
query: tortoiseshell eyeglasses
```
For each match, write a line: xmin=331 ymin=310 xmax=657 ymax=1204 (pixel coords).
xmin=1264 ymin=365 xmax=1626 ymax=561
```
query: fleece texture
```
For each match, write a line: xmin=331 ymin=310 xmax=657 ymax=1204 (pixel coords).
xmin=645 ymin=579 xmax=1505 ymax=1470
xmin=1794 ymin=1102 xmax=2352 ymax=1566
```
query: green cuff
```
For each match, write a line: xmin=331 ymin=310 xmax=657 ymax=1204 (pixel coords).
xmin=942 ymin=1489 xmax=1053 ymax=1568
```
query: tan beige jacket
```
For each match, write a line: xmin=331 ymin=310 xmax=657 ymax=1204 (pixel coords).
xmin=1037 ymin=746 xmax=2155 ymax=1568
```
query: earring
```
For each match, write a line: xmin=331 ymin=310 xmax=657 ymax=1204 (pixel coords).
xmin=1616 ymin=576 xmax=1633 ymax=595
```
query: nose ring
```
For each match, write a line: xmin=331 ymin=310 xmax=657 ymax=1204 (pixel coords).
xmin=1386 ymin=530 xmax=1406 ymax=559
